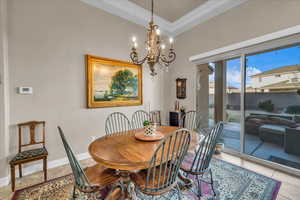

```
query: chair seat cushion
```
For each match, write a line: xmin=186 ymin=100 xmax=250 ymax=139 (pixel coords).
xmin=10 ymin=148 xmax=48 ymax=164
xmin=84 ymin=164 xmax=120 ymax=188
xmin=180 ymin=152 xmax=196 ymax=172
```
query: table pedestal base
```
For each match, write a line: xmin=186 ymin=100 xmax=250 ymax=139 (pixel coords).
xmin=119 ymin=170 xmax=136 ymax=200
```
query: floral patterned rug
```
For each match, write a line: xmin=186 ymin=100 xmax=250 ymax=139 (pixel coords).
xmin=12 ymin=158 xmax=281 ymax=200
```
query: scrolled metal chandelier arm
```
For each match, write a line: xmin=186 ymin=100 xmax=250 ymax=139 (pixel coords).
xmin=159 ymin=50 xmax=176 ymax=66
xmin=130 ymin=49 xmax=148 ymax=65
xmin=129 ymin=0 xmax=176 ymax=76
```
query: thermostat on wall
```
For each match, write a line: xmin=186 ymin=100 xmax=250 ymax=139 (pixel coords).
xmin=18 ymin=87 xmax=33 ymax=94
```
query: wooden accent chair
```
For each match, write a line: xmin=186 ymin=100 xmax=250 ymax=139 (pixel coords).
xmin=9 ymin=121 xmax=48 ymax=191
xmin=105 ymin=112 xmax=131 ymax=135
xmin=150 ymin=110 xmax=161 ymax=126
xmin=131 ymin=129 xmax=191 ymax=199
xmin=58 ymin=126 xmax=123 ymax=200
xmin=180 ymin=122 xmax=224 ymax=198
xmin=131 ymin=110 xmax=151 ymax=129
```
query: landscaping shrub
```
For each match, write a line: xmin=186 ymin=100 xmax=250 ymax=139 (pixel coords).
xmin=258 ymin=100 xmax=274 ymax=112
xmin=285 ymin=105 xmax=300 ymax=114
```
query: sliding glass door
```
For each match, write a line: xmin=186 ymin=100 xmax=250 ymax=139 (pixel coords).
xmin=244 ymin=45 xmax=300 ymax=170
xmin=206 ymin=44 xmax=300 ymax=172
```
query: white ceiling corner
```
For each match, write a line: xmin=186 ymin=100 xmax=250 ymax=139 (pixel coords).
xmin=80 ymin=0 xmax=249 ymax=37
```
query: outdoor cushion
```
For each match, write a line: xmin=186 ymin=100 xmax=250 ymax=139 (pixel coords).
xmin=259 ymin=125 xmax=286 ymax=135
xmin=10 ymin=148 xmax=48 ymax=163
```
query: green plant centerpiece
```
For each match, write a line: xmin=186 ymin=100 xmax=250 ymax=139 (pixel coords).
xmin=143 ymin=120 xmax=156 ymax=136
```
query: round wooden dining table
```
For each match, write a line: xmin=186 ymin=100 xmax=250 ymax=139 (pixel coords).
xmin=88 ymin=126 xmax=200 ymax=199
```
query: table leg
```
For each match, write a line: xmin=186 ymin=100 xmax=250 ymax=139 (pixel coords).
xmin=119 ymin=171 xmax=136 ymax=200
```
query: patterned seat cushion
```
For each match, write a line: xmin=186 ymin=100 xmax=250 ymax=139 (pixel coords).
xmin=181 ymin=152 xmax=196 ymax=172
xmin=10 ymin=148 xmax=48 ymax=163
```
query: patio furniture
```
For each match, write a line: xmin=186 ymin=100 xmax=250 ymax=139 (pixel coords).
xmin=259 ymin=124 xmax=285 ymax=146
xmin=105 ymin=112 xmax=131 ymax=135
xmin=10 ymin=121 xmax=48 ymax=192
xmin=131 ymin=129 xmax=191 ymax=199
xmin=284 ymin=128 xmax=300 ymax=156
xmin=132 ymin=110 xmax=150 ymax=129
xmin=58 ymin=126 xmax=123 ymax=199
xmin=181 ymin=122 xmax=224 ymax=198
xmin=245 ymin=114 xmax=298 ymax=136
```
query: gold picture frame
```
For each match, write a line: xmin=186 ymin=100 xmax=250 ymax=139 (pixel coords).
xmin=86 ymin=55 xmax=143 ymax=108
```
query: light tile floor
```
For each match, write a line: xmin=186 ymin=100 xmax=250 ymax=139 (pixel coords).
xmin=0 ymin=153 xmax=299 ymax=200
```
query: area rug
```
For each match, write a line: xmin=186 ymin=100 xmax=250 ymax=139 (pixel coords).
xmin=12 ymin=158 xmax=281 ymax=200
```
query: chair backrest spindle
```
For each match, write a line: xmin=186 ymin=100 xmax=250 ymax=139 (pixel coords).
xmin=190 ymin=122 xmax=223 ymax=173
xmin=144 ymin=129 xmax=191 ymax=193
xmin=132 ymin=110 xmax=150 ymax=129
xmin=105 ymin=112 xmax=131 ymax=135
xmin=180 ymin=111 xmax=202 ymax=131
xmin=58 ymin=126 xmax=93 ymax=191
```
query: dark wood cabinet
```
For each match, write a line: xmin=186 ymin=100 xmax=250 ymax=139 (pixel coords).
xmin=169 ymin=111 xmax=185 ymax=126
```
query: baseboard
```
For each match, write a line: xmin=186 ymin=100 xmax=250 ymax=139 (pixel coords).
xmin=0 ymin=176 xmax=9 ymax=188
xmin=0 ymin=152 xmax=91 ymax=188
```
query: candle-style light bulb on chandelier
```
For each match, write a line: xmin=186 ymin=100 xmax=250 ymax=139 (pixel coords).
xmin=130 ymin=0 xmax=176 ymax=76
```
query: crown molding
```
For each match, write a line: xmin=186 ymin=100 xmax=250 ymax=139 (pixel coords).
xmin=80 ymin=0 xmax=173 ymax=35
xmin=80 ymin=0 xmax=249 ymax=37
xmin=189 ymin=25 xmax=300 ymax=64
xmin=171 ymin=0 xmax=249 ymax=36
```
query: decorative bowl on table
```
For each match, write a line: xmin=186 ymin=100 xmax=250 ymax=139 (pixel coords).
xmin=134 ymin=121 xmax=164 ymax=141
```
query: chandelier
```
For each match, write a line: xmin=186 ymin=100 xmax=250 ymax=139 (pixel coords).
xmin=130 ymin=0 xmax=176 ymax=76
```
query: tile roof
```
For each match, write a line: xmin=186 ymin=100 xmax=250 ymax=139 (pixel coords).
xmin=251 ymin=65 xmax=300 ymax=77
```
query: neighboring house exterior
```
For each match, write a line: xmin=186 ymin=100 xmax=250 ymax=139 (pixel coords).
xmin=251 ymin=65 xmax=300 ymax=92
xmin=209 ymin=82 xmax=239 ymax=94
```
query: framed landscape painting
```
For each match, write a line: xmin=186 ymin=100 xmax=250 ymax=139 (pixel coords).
xmin=86 ymin=55 xmax=143 ymax=108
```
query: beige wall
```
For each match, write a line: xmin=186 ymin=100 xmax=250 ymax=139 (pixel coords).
xmin=163 ymin=0 xmax=300 ymax=120
xmin=0 ymin=0 xmax=165 ymax=179
xmin=0 ymin=0 xmax=8 ymax=178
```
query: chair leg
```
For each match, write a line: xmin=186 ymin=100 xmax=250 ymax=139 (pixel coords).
xmin=43 ymin=157 xmax=47 ymax=181
xmin=209 ymin=169 xmax=216 ymax=197
xmin=10 ymin=165 xmax=15 ymax=192
xmin=176 ymin=184 xmax=182 ymax=200
xmin=72 ymin=185 xmax=76 ymax=199
xmin=196 ymin=175 xmax=202 ymax=200
xmin=18 ymin=164 xmax=22 ymax=178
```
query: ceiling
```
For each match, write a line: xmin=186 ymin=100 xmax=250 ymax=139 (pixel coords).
xmin=128 ymin=0 xmax=209 ymax=22
xmin=80 ymin=0 xmax=249 ymax=36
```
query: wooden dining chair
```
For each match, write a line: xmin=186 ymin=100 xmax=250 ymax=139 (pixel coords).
xmin=9 ymin=121 xmax=48 ymax=191
xmin=58 ymin=126 xmax=123 ymax=200
xmin=150 ymin=110 xmax=161 ymax=126
xmin=105 ymin=112 xmax=131 ymax=135
xmin=180 ymin=122 xmax=224 ymax=198
xmin=131 ymin=128 xmax=191 ymax=199
xmin=131 ymin=110 xmax=151 ymax=129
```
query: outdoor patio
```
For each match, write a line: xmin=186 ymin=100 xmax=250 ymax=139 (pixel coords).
xmin=222 ymin=122 xmax=300 ymax=169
